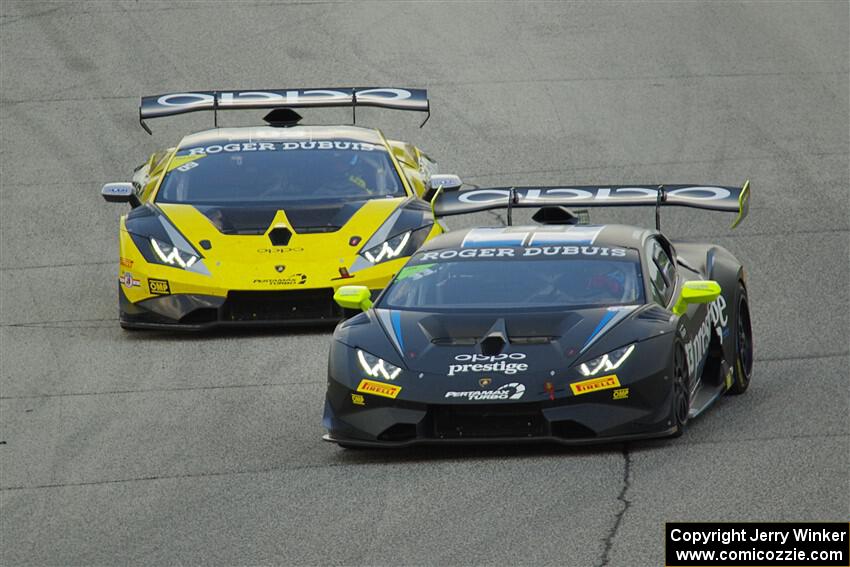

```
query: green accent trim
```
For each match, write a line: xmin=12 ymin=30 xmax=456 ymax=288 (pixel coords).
xmin=731 ymin=179 xmax=750 ymax=229
xmin=334 ymin=285 xmax=372 ymax=311
xmin=430 ymin=186 xmax=444 ymax=218
xmin=396 ymin=263 xmax=435 ymax=281
xmin=672 ymin=280 xmax=722 ymax=315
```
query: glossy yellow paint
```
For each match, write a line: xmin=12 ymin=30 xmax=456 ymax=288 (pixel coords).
xmin=116 ymin=132 xmax=444 ymax=305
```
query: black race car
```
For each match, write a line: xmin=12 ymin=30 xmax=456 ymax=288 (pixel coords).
xmin=322 ymin=182 xmax=752 ymax=447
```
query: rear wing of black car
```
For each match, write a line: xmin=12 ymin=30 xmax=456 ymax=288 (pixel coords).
xmin=139 ymin=87 xmax=430 ymax=133
xmin=432 ymin=181 xmax=751 ymax=229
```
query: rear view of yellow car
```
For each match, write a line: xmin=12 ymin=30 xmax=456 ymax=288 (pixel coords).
xmin=102 ymin=88 xmax=461 ymax=329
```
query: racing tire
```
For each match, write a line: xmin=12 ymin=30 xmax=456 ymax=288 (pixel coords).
xmin=670 ymin=343 xmax=690 ymax=438
xmin=726 ymin=283 xmax=753 ymax=395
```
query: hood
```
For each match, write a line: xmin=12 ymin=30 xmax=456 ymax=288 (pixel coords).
xmin=193 ymin=200 xmax=370 ymax=234
xmin=124 ymin=198 xmax=414 ymax=288
xmin=366 ymin=305 xmax=666 ymax=374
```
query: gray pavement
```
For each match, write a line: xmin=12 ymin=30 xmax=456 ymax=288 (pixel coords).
xmin=1 ymin=1 xmax=848 ymax=565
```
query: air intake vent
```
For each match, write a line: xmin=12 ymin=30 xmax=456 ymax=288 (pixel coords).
xmin=480 ymin=335 xmax=506 ymax=356
xmin=269 ymin=227 xmax=292 ymax=246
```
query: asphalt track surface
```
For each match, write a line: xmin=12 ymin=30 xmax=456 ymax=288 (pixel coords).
xmin=1 ymin=1 xmax=848 ymax=565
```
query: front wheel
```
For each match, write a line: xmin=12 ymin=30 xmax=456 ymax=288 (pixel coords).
xmin=727 ymin=283 xmax=753 ymax=395
xmin=670 ymin=343 xmax=690 ymax=437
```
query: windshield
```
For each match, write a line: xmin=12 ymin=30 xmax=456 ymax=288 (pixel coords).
xmin=380 ymin=247 xmax=645 ymax=311
xmin=156 ymin=139 xmax=404 ymax=205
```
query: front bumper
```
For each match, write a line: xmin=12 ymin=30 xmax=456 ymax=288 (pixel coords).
xmin=119 ymin=286 xmax=379 ymax=330
xmin=322 ymin=375 xmax=676 ymax=448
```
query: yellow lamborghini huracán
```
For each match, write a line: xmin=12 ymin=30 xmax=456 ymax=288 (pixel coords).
xmin=102 ymin=88 xmax=460 ymax=329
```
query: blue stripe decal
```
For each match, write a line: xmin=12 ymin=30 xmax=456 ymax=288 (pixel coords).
xmin=582 ymin=309 xmax=617 ymax=351
xmin=579 ymin=306 xmax=637 ymax=353
xmin=390 ymin=310 xmax=405 ymax=353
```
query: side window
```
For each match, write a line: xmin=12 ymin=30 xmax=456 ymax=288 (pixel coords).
xmin=647 ymin=239 xmax=676 ymax=306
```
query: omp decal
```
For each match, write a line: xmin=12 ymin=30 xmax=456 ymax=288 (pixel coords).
xmin=351 ymin=394 xmax=366 ymax=406
xmin=570 ymin=374 xmax=621 ymax=396
xmin=448 ymin=353 xmax=528 ymax=376
xmin=461 ymin=228 xmax=529 ymax=248
xmin=528 ymin=225 xmax=604 ymax=246
xmin=120 ymin=257 xmax=133 ymax=268
xmin=684 ymin=295 xmax=728 ymax=375
xmin=580 ymin=306 xmax=636 ymax=354
xmin=148 ymin=278 xmax=170 ymax=295
xmin=357 ymin=379 xmax=402 ymax=399
xmin=119 ymin=272 xmax=140 ymax=289
xmin=613 ymin=387 xmax=629 ymax=400
xmin=445 ymin=382 xmax=526 ymax=401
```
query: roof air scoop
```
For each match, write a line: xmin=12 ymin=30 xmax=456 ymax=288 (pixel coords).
xmin=532 ymin=206 xmax=589 ymax=225
xmin=263 ymin=108 xmax=303 ymax=127
xmin=479 ymin=318 xmax=509 ymax=356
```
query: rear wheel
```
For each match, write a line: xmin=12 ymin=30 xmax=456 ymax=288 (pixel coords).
xmin=670 ymin=343 xmax=690 ymax=437
xmin=727 ymin=283 xmax=753 ymax=394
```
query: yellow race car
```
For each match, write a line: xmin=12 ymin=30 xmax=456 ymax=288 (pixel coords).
xmin=102 ymin=88 xmax=460 ymax=329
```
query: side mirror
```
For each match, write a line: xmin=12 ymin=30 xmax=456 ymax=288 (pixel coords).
xmin=427 ymin=174 xmax=462 ymax=193
xmin=334 ymin=285 xmax=373 ymax=312
xmin=102 ymin=182 xmax=140 ymax=206
xmin=672 ymin=280 xmax=721 ymax=315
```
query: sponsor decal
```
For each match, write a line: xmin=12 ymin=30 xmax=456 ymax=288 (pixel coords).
xmin=351 ymin=394 xmax=366 ymax=406
xmin=613 ymin=387 xmax=629 ymax=400
xmin=456 ymin=186 xmax=732 ymax=205
xmin=448 ymin=353 xmax=528 ymax=376
xmin=684 ymin=295 xmax=728 ymax=375
xmin=253 ymin=274 xmax=307 ymax=286
xmin=445 ymin=382 xmax=526 ymax=401
xmin=418 ymin=246 xmax=626 ymax=262
xmin=148 ymin=278 xmax=171 ymax=295
xmin=119 ymin=257 xmax=133 ymax=268
xmin=119 ymin=272 xmax=140 ymax=289
xmin=156 ymin=88 xmax=415 ymax=112
xmin=356 ymin=379 xmax=402 ymax=399
xmin=184 ymin=140 xmax=380 ymax=156
xmin=570 ymin=374 xmax=621 ymax=396
xmin=257 ymin=247 xmax=304 ymax=254
xmin=396 ymin=263 xmax=436 ymax=281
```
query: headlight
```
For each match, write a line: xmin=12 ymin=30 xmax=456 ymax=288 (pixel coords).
xmin=359 ymin=225 xmax=432 ymax=265
xmin=150 ymin=237 xmax=200 ymax=269
xmin=357 ymin=349 xmax=402 ymax=381
xmin=577 ymin=344 xmax=635 ymax=377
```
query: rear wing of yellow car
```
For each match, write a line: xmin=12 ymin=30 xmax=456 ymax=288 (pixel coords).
xmin=139 ymin=87 xmax=430 ymax=134
xmin=431 ymin=181 xmax=751 ymax=230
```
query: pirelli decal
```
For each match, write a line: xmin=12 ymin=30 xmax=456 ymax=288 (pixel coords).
xmin=356 ymin=379 xmax=402 ymax=399
xmin=570 ymin=374 xmax=621 ymax=396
